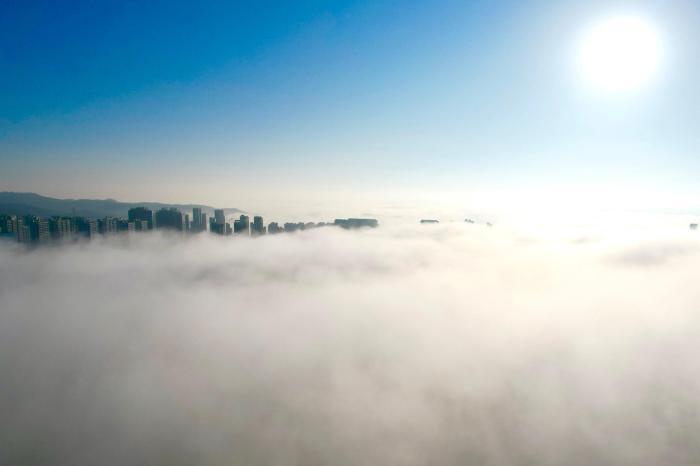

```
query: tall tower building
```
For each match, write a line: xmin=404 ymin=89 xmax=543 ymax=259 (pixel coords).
xmin=268 ymin=222 xmax=281 ymax=234
xmin=192 ymin=207 xmax=202 ymax=231
xmin=233 ymin=215 xmax=249 ymax=235
xmin=16 ymin=217 xmax=30 ymax=243
xmin=37 ymin=218 xmax=50 ymax=243
xmin=50 ymin=217 xmax=74 ymax=239
xmin=87 ymin=219 xmax=98 ymax=237
xmin=214 ymin=209 xmax=225 ymax=225
xmin=98 ymin=217 xmax=118 ymax=234
xmin=251 ymin=216 xmax=265 ymax=236
xmin=155 ymin=208 xmax=184 ymax=231
xmin=0 ymin=214 xmax=17 ymax=235
xmin=128 ymin=207 xmax=153 ymax=229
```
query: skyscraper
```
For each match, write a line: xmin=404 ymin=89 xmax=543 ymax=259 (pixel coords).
xmin=233 ymin=215 xmax=249 ymax=235
xmin=209 ymin=218 xmax=227 ymax=235
xmin=209 ymin=209 xmax=228 ymax=235
xmin=37 ymin=218 xmax=50 ymax=243
xmin=128 ymin=207 xmax=153 ymax=229
xmin=13 ymin=215 xmax=49 ymax=243
xmin=0 ymin=214 xmax=17 ymax=236
xmin=190 ymin=208 xmax=208 ymax=233
xmin=16 ymin=217 xmax=30 ymax=243
xmin=98 ymin=217 xmax=118 ymax=234
xmin=268 ymin=222 xmax=281 ymax=234
xmin=214 ymin=209 xmax=225 ymax=225
xmin=251 ymin=216 xmax=265 ymax=236
xmin=284 ymin=222 xmax=304 ymax=233
xmin=155 ymin=208 xmax=184 ymax=231
xmin=192 ymin=207 xmax=202 ymax=232
xmin=87 ymin=219 xmax=98 ymax=237
xmin=49 ymin=216 xmax=74 ymax=240
xmin=334 ymin=218 xmax=378 ymax=229
xmin=73 ymin=217 xmax=90 ymax=237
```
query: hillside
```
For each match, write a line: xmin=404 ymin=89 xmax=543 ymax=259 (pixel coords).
xmin=0 ymin=192 xmax=242 ymax=218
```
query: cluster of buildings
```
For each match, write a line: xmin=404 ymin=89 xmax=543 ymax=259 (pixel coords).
xmin=420 ymin=218 xmax=488 ymax=225
xmin=0 ymin=207 xmax=378 ymax=245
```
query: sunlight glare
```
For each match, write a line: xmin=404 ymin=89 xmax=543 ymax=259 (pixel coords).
xmin=577 ymin=15 xmax=662 ymax=94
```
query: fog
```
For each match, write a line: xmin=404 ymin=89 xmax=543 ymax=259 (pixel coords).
xmin=1 ymin=224 xmax=700 ymax=465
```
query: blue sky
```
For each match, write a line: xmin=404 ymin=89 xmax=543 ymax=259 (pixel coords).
xmin=1 ymin=0 xmax=699 ymax=214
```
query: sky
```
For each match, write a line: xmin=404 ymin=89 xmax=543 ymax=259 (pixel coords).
xmin=1 ymin=0 xmax=700 ymax=217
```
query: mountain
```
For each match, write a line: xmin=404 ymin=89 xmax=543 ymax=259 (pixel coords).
xmin=0 ymin=192 xmax=243 ymax=219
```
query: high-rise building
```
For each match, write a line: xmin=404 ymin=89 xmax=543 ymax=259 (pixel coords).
xmin=37 ymin=218 xmax=50 ymax=243
xmin=190 ymin=208 xmax=208 ymax=233
xmin=98 ymin=217 xmax=118 ymax=234
xmin=251 ymin=216 xmax=265 ymax=236
xmin=284 ymin=222 xmax=304 ymax=233
xmin=192 ymin=207 xmax=202 ymax=231
xmin=209 ymin=218 xmax=227 ymax=235
xmin=72 ymin=217 xmax=98 ymax=237
xmin=128 ymin=207 xmax=153 ymax=229
xmin=87 ymin=219 xmax=98 ymax=237
xmin=0 ymin=214 xmax=17 ymax=235
xmin=214 ymin=209 xmax=225 ymax=225
xmin=210 ymin=209 xmax=228 ymax=235
xmin=334 ymin=218 xmax=378 ymax=229
xmin=268 ymin=222 xmax=281 ymax=234
xmin=16 ymin=217 xmax=30 ymax=243
xmin=233 ymin=215 xmax=249 ymax=235
xmin=155 ymin=208 xmax=184 ymax=231
xmin=74 ymin=217 xmax=90 ymax=237
xmin=184 ymin=214 xmax=190 ymax=232
xmin=49 ymin=216 xmax=74 ymax=240
xmin=116 ymin=219 xmax=129 ymax=232
xmin=12 ymin=215 xmax=50 ymax=243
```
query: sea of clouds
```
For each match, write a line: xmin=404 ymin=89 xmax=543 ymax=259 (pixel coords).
xmin=1 ymin=223 xmax=699 ymax=465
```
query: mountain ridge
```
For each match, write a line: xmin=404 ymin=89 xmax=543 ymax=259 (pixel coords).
xmin=0 ymin=192 xmax=243 ymax=219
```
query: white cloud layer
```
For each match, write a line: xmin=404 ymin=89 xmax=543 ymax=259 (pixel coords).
xmin=1 ymin=225 xmax=700 ymax=465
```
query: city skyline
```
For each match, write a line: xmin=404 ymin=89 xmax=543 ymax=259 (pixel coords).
xmin=0 ymin=200 xmax=384 ymax=245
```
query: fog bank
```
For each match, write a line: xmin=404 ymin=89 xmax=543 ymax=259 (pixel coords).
xmin=1 ymin=225 xmax=700 ymax=465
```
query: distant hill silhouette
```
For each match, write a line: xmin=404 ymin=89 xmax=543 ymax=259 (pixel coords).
xmin=0 ymin=192 xmax=243 ymax=218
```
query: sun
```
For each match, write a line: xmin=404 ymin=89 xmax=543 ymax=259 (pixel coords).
xmin=577 ymin=15 xmax=662 ymax=94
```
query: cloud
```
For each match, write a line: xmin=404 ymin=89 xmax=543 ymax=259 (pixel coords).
xmin=613 ymin=241 xmax=696 ymax=267
xmin=1 ymin=225 xmax=700 ymax=465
